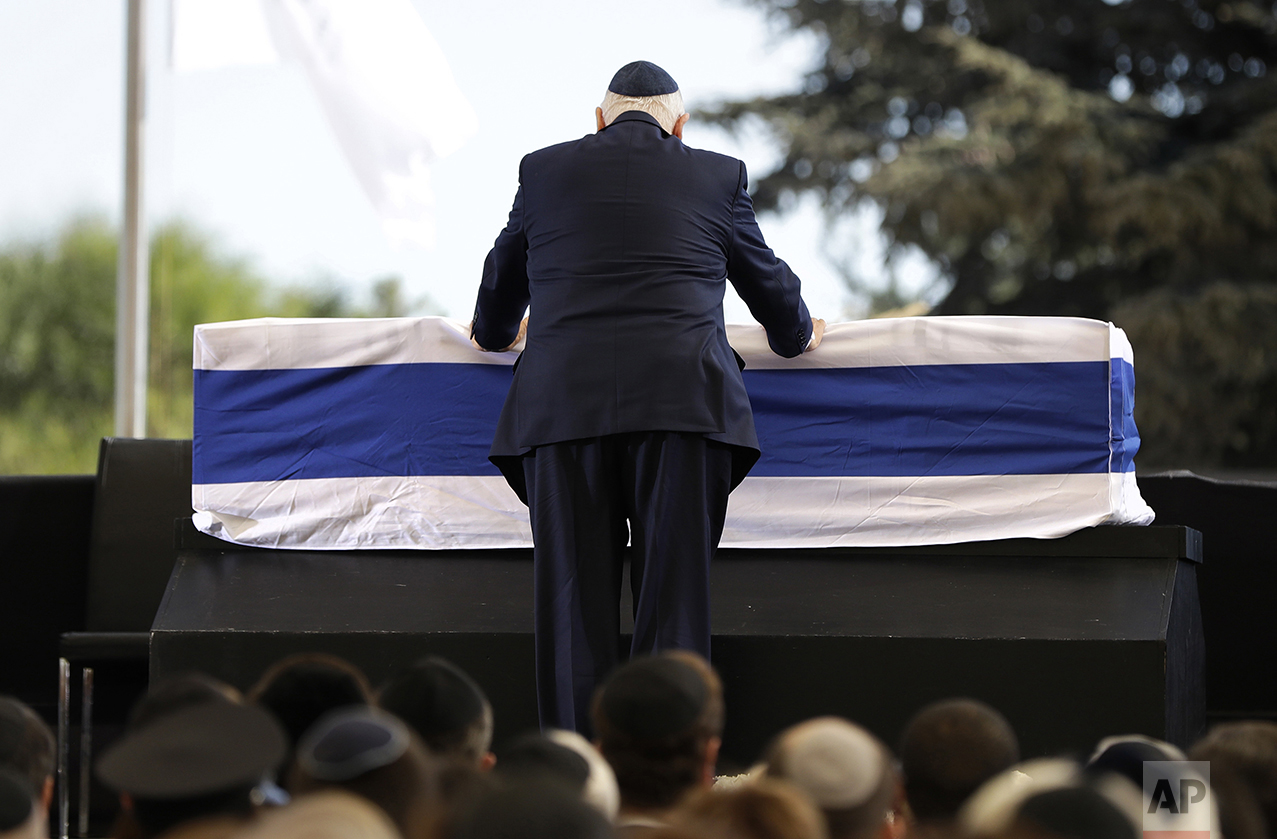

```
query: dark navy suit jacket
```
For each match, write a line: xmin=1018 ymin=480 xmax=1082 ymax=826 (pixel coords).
xmin=472 ymin=110 xmax=811 ymax=499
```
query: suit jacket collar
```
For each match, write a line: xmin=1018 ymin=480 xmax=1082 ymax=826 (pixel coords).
xmin=609 ymin=110 xmax=667 ymax=134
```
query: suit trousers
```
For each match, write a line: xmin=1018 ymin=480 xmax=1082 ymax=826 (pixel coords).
xmin=521 ymin=431 xmax=734 ymax=734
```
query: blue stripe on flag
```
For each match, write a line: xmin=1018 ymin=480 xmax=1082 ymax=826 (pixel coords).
xmin=194 ymin=360 xmax=1113 ymax=484
xmin=1109 ymin=358 xmax=1139 ymax=473
xmin=746 ymin=361 xmax=1111 ymax=477
xmin=194 ymin=363 xmax=510 ymax=484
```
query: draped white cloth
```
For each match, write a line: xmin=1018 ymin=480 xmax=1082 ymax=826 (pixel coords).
xmin=192 ymin=316 xmax=1154 ymax=550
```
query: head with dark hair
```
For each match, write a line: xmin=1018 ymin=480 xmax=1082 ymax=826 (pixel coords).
xmin=1196 ymin=757 xmax=1268 ymax=839
xmin=378 ymin=656 xmax=493 ymax=768
xmin=128 ymin=672 xmax=241 ymax=731
xmin=289 ymin=707 xmax=438 ymax=839
xmin=494 ymin=733 xmax=590 ymax=794
xmin=0 ymin=697 xmax=54 ymax=817
xmin=899 ymin=698 xmax=1019 ymax=823
xmin=1013 ymin=787 xmax=1136 ymax=839
xmin=0 ymin=769 xmax=34 ymax=834
xmin=765 ymin=717 xmax=897 ymax=839
xmin=448 ymin=781 xmax=613 ymax=839
xmin=249 ymin=653 xmax=374 ymax=749
xmin=1189 ymin=721 xmax=1277 ymax=839
xmin=592 ymin=651 xmax=724 ymax=813
xmin=677 ymin=779 xmax=828 ymax=839
xmin=1085 ymin=735 xmax=1184 ymax=793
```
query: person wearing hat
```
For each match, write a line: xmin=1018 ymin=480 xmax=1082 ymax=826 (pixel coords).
xmin=289 ymin=706 xmax=438 ymax=839
xmin=590 ymin=652 xmax=723 ymax=834
xmin=764 ymin=717 xmax=903 ymax=839
xmin=471 ymin=59 xmax=822 ymax=734
xmin=96 ymin=702 xmax=288 ymax=839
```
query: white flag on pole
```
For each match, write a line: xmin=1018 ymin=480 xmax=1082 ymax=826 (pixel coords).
xmin=171 ymin=0 xmax=478 ymax=249
xmin=261 ymin=0 xmax=478 ymax=249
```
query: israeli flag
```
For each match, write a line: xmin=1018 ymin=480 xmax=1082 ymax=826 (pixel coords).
xmin=192 ymin=316 xmax=1153 ymax=550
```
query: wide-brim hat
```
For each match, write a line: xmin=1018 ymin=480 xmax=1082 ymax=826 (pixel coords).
xmin=97 ymin=702 xmax=287 ymax=799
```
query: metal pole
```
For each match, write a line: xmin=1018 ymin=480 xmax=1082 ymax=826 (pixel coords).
xmin=77 ymin=668 xmax=94 ymax=838
xmin=57 ymin=659 xmax=70 ymax=839
xmin=115 ymin=0 xmax=149 ymax=438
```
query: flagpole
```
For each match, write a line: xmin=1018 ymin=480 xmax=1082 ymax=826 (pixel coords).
xmin=115 ymin=0 xmax=149 ymax=438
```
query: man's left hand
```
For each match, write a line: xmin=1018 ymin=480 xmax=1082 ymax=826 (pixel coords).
xmin=805 ymin=318 xmax=826 ymax=352
xmin=471 ymin=317 xmax=528 ymax=352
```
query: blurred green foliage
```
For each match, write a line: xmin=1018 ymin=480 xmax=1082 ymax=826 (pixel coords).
xmin=1114 ymin=283 xmax=1277 ymax=468
xmin=706 ymin=0 xmax=1277 ymax=469
xmin=0 ymin=216 xmax=436 ymax=475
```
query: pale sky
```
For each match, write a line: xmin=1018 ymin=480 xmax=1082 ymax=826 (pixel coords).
xmin=0 ymin=0 xmax=891 ymax=323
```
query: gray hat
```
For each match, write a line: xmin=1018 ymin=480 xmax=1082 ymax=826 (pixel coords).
xmin=771 ymin=717 xmax=887 ymax=809
xmin=96 ymin=702 xmax=287 ymax=799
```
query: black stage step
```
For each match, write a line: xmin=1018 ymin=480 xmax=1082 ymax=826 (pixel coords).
xmin=153 ymin=523 xmax=1202 ymax=764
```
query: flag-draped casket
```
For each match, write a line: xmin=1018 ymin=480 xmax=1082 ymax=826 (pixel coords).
xmin=192 ymin=316 xmax=1154 ymax=549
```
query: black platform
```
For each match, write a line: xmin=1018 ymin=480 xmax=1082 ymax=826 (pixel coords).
xmin=152 ymin=524 xmax=1202 ymax=764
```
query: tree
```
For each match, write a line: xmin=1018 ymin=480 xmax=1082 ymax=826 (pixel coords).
xmin=705 ymin=0 xmax=1277 ymax=468
xmin=0 ymin=217 xmax=409 ymax=475
xmin=1113 ymin=282 xmax=1277 ymax=468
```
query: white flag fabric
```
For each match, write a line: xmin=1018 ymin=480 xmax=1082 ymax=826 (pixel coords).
xmin=261 ymin=0 xmax=478 ymax=249
xmin=191 ymin=316 xmax=1155 ymax=550
xmin=171 ymin=0 xmax=477 ymax=249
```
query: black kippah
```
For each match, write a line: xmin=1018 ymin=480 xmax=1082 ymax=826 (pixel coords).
xmin=599 ymin=656 xmax=707 ymax=740
xmin=298 ymin=707 xmax=410 ymax=782
xmin=495 ymin=733 xmax=590 ymax=792
xmin=1017 ymin=787 xmax=1136 ymax=839
xmin=1087 ymin=741 xmax=1172 ymax=788
xmin=608 ymin=61 xmax=678 ymax=97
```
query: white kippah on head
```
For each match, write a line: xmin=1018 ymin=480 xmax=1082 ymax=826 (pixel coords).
xmin=1089 ymin=733 xmax=1187 ymax=764
xmin=545 ymin=728 xmax=621 ymax=822
xmin=958 ymin=757 xmax=1081 ymax=836
xmin=776 ymin=717 xmax=885 ymax=809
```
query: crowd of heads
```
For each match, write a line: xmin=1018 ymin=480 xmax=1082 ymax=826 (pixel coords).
xmin=2 ymin=651 xmax=1276 ymax=839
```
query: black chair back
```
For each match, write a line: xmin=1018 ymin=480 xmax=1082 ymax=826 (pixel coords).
xmin=84 ymin=438 xmax=193 ymax=632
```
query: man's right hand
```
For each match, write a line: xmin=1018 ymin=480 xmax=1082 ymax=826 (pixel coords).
xmin=805 ymin=318 xmax=826 ymax=352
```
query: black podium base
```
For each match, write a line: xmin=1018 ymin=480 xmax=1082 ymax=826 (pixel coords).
xmin=152 ymin=524 xmax=1202 ymax=764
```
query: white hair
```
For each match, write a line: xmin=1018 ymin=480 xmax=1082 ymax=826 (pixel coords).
xmin=599 ymin=89 xmax=685 ymax=133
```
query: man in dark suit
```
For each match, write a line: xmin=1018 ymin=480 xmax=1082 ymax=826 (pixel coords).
xmin=471 ymin=61 xmax=821 ymax=733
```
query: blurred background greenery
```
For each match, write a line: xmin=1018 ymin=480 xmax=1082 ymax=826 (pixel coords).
xmin=0 ymin=217 xmax=438 ymax=474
